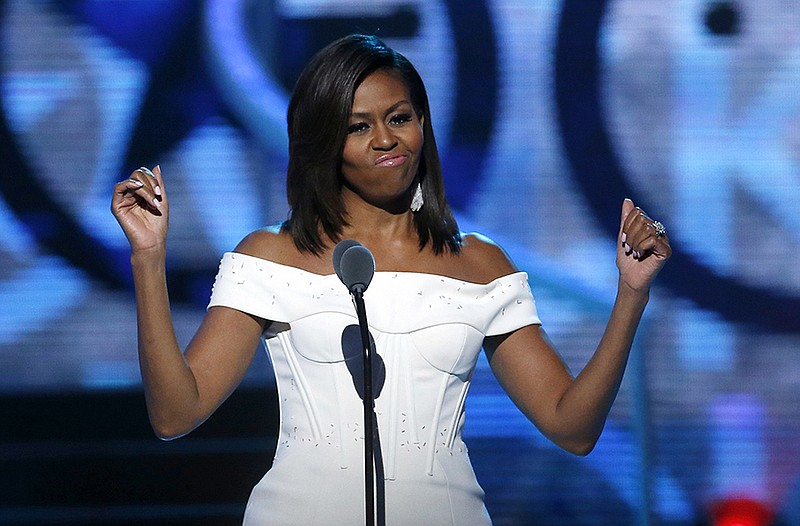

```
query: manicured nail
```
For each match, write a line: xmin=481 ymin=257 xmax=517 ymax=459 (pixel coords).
xmin=130 ymin=179 xmax=144 ymax=187
xmin=153 ymin=198 xmax=162 ymax=208
xmin=154 ymin=186 xmax=162 ymax=196
xmin=621 ymin=232 xmax=627 ymax=243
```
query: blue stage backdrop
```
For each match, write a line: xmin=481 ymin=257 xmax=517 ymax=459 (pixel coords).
xmin=1 ymin=1 xmax=799 ymax=524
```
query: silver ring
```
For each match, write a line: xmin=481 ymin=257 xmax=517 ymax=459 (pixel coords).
xmin=652 ymin=220 xmax=666 ymax=238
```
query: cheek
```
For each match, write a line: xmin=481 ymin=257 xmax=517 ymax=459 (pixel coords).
xmin=340 ymin=140 xmax=363 ymax=170
xmin=409 ymin=125 xmax=424 ymax=154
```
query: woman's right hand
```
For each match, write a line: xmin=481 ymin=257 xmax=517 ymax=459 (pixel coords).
xmin=110 ymin=165 xmax=168 ymax=254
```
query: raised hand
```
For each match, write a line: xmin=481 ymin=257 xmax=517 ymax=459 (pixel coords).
xmin=111 ymin=165 xmax=168 ymax=254
xmin=617 ymin=198 xmax=671 ymax=293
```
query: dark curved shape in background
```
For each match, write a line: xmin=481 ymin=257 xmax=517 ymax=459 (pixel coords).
xmin=441 ymin=0 xmax=498 ymax=211
xmin=554 ymin=0 xmax=798 ymax=333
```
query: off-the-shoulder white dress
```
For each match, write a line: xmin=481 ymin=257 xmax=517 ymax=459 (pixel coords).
xmin=208 ymin=252 xmax=540 ymax=525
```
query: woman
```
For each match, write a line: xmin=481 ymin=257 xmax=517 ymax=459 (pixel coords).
xmin=111 ymin=34 xmax=671 ymax=525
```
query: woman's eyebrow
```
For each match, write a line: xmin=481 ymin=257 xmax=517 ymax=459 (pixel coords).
xmin=350 ymin=100 xmax=411 ymax=119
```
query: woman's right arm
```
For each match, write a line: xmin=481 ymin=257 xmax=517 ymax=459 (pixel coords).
xmin=112 ymin=166 xmax=264 ymax=440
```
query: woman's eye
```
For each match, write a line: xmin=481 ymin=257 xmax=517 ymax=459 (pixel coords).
xmin=347 ymin=122 xmax=369 ymax=134
xmin=389 ymin=113 xmax=413 ymax=125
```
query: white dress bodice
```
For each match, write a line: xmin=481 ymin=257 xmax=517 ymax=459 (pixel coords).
xmin=208 ymin=252 xmax=540 ymax=525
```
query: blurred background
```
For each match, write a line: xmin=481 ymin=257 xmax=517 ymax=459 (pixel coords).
xmin=1 ymin=0 xmax=798 ymax=525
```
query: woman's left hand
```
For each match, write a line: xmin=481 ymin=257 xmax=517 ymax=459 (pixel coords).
xmin=617 ymin=198 xmax=671 ymax=293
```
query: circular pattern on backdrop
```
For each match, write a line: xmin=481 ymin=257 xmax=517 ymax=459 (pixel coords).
xmin=554 ymin=0 xmax=799 ymax=333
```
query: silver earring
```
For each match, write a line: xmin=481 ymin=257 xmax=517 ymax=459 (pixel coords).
xmin=410 ymin=183 xmax=424 ymax=212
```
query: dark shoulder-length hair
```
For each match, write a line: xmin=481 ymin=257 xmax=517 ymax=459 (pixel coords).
xmin=283 ymin=34 xmax=461 ymax=255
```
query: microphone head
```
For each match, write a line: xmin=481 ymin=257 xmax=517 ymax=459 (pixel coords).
xmin=332 ymin=239 xmax=362 ymax=282
xmin=338 ymin=245 xmax=375 ymax=293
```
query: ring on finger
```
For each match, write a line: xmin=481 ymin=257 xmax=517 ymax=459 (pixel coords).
xmin=651 ymin=220 xmax=666 ymax=238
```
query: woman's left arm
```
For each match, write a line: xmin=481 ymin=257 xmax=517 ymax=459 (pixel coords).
xmin=484 ymin=198 xmax=671 ymax=455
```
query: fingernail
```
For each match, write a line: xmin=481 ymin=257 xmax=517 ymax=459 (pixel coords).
xmin=153 ymin=198 xmax=162 ymax=208
xmin=621 ymin=232 xmax=627 ymax=243
xmin=130 ymin=179 xmax=144 ymax=187
xmin=154 ymin=186 xmax=162 ymax=196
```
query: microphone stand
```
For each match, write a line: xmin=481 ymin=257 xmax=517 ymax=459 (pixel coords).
xmin=351 ymin=286 xmax=375 ymax=526
xmin=333 ymin=240 xmax=378 ymax=526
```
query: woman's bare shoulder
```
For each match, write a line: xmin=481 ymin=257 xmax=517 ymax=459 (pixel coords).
xmin=453 ymin=232 xmax=519 ymax=283
xmin=233 ymin=225 xmax=295 ymax=263
xmin=233 ymin=225 xmax=332 ymax=274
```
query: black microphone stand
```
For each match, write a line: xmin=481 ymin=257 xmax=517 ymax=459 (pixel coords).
xmin=351 ymin=286 xmax=375 ymax=526
xmin=333 ymin=240 xmax=378 ymax=526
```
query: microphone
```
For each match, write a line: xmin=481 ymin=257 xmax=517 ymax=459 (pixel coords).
xmin=332 ymin=239 xmax=360 ymax=280
xmin=333 ymin=240 xmax=375 ymax=294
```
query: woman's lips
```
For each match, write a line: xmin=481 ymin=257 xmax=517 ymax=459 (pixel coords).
xmin=375 ymin=153 xmax=408 ymax=167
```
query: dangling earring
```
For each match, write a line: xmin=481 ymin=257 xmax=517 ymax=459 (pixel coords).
xmin=410 ymin=182 xmax=424 ymax=212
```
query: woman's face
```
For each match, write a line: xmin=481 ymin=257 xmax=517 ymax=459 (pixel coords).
xmin=340 ymin=69 xmax=424 ymax=211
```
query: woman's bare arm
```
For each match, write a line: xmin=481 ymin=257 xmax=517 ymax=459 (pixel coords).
xmin=483 ymin=198 xmax=670 ymax=455
xmin=112 ymin=166 xmax=266 ymax=439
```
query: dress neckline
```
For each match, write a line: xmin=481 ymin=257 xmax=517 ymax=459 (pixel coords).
xmin=226 ymin=251 xmax=525 ymax=287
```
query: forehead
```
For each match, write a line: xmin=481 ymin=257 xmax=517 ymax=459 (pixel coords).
xmin=351 ymin=69 xmax=411 ymax=111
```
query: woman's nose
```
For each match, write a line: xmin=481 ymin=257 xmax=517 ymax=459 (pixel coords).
xmin=372 ymin=124 xmax=397 ymax=150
